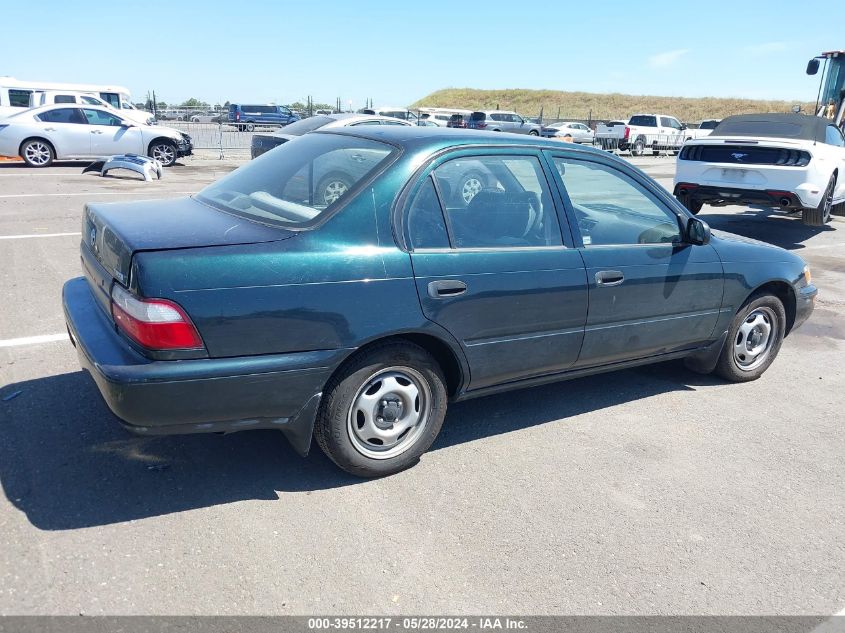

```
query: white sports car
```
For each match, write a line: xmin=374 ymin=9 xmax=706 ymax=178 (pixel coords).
xmin=0 ymin=104 xmax=192 ymax=167
xmin=674 ymin=113 xmax=845 ymax=226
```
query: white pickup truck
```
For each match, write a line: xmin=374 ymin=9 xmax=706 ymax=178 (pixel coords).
xmin=596 ymin=113 xmax=688 ymax=155
xmin=682 ymin=119 xmax=721 ymax=141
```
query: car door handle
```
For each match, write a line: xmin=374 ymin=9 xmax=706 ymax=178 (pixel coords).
xmin=44 ymin=127 xmax=56 ymax=132
xmin=428 ymin=279 xmax=467 ymax=298
xmin=91 ymin=130 xmax=103 ymax=134
xmin=595 ymin=270 xmax=624 ymax=286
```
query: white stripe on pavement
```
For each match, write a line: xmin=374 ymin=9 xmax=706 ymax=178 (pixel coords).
xmin=0 ymin=191 xmax=195 ymax=198
xmin=0 ymin=333 xmax=69 ymax=348
xmin=0 ymin=232 xmax=81 ymax=240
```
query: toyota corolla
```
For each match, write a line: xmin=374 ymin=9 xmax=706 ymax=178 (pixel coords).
xmin=63 ymin=127 xmax=817 ymax=477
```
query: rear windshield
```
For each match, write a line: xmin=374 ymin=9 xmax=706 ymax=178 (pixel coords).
xmin=196 ymin=133 xmax=397 ymax=228
xmin=470 ymin=112 xmax=486 ymax=121
xmin=713 ymin=120 xmax=804 ymax=138
xmin=278 ymin=115 xmax=335 ymax=135
xmin=628 ymin=115 xmax=657 ymax=127
xmin=699 ymin=120 xmax=719 ymax=130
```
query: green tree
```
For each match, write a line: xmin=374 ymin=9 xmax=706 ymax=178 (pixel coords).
xmin=181 ymin=97 xmax=209 ymax=108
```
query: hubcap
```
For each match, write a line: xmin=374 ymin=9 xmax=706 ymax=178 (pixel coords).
xmin=461 ymin=177 xmax=483 ymax=204
xmin=323 ymin=180 xmax=348 ymax=205
xmin=347 ymin=367 xmax=431 ymax=460
xmin=25 ymin=142 xmax=50 ymax=165
xmin=152 ymin=144 xmax=175 ymax=164
xmin=733 ymin=307 xmax=777 ymax=371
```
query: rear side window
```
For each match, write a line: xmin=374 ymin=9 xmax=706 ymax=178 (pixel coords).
xmin=228 ymin=104 xmax=239 ymax=112
xmin=8 ymin=89 xmax=32 ymax=107
xmin=628 ymin=115 xmax=657 ymax=127
xmin=470 ymin=112 xmax=486 ymax=121
xmin=407 ymin=177 xmax=450 ymax=249
xmin=83 ymin=108 xmax=124 ymax=126
xmin=429 ymin=155 xmax=562 ymax=249
xmin=99 ymin=93 xmax=120 ymax=108
xmin=54 ymin=94 xmax=77 ymax=104
xmin=37 ymin=108 xmax=87 ymax=124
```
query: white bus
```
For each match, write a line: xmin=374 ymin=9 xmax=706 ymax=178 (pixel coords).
xmin=0 ymin=77 xmax=138 ymax=119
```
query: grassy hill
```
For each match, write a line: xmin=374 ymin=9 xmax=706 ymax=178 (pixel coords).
xmin=411 ymin=88 xmax=814 ymax=123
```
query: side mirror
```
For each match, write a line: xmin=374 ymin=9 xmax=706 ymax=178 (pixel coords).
xmin=120 ymin=121 xmax=135 ymax=128
xmin=807 ymin=58 xmax=820 ymax=75
xmin=686 ymin=217 xmax=711 ymax=245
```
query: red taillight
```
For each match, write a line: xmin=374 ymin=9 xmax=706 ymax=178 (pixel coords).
xmin=111 ymin=284 xmax=203 ymax=350
xmin=476 ymin=122 xmax=487 ymax=129
xmin=235 ymin=112 xmax=240 ymax=121
xmin=678 ymin=182 xmax=698 ymax=192
xmin=624 ymin=126 xmax=630 ymax=139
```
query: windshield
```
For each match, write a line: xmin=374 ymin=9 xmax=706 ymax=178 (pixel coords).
xmin=196 ymin=133 xmax=397 ymax=228
xmin=700 ymin=120 xmax=719 ymax=129
xmin=276 ymin=115 xmax=335 ymax=135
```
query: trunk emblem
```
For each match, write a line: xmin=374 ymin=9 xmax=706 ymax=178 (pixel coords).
xmin=731 ymin=152 xmax=748 ymax=162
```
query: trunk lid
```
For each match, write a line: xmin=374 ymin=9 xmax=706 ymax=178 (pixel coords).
xmin=83 ymin=196 xmax=293 ymax=286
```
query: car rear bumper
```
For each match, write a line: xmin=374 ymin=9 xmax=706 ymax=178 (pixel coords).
xmin=62 ymin=276 xmax=344 ymax=455
xmin=674 ymin=183 xmax=807 ymax=210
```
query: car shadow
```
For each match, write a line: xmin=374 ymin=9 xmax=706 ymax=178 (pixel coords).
xmin=0 ymin=362 xmax=718 ymax=531
xmin=699 ymin=205 xmax=837 ymax=251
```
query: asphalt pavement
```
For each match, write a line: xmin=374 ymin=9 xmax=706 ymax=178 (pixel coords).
xmin=0 ymin=154 xmax=842 ymax=616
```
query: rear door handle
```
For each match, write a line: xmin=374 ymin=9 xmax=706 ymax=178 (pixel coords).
xmin=428 ymin=279 xmax=467 ymax=298
xmin=595 ymin=270 xmax=624 ymax=286
xmin=91 ymin=130 xmax=103 ymax=134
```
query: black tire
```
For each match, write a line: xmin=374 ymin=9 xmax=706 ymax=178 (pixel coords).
xmin=245 ymin=122 xmax=255 ymax=132
xmin=713 ymin=292 xmax=786 ymax=383
xmin=528 ymin=130 xmax=539 ymax=136
xmin=20 ymin=138 xmax=54 ymax=167
xmin=316 ymin=172 xmax=353 ymax=206
xmin=314 ymin=342 xmax=448 ymax=477
xmin=680 ymin=196 xmax=703 ymax=215
xmin=631 ymin=139 xmax=645 ymax=156
xmin=802 ymin=175 xmax=834 ymax=226
xmin=148 ymin=140 xmax=178 ymax=167
xmin=833 ymin=201 xmax=845 ymax=217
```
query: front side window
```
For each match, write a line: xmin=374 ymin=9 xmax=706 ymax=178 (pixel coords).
xmin=81 ymin=95 xmax=102 ymax=105
xmin=826 ymin=125 xmax=845 ymax=147
xmin=553 ymin=157 xmax=681 ymax=246
xmin=9 ymin=89 xmax=32 ymax=107
xmin=37 ymin=108 xmax=87 ymax=124
xmin=82 ymin=109 xmax=124 ymax=126
xmin=430 ymin=155 xmax=562 ymax=249
xmin=197 ymin=133 xmax=397 ymax=228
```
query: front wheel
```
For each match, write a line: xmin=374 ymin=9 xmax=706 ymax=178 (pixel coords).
xmin=314 ymin=343 xmax=448 ymax=477
xmin=713 ymin=293 xmax=786 ymax=382
xmin=802 ymin=176 xmax=834 ymax=226
xmin=148 ymin=141 xmax=178 ymax=167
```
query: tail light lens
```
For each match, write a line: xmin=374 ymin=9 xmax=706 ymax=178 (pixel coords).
xmin=235 ymin=112 xmax=240 ymax=121
xmin=111 ymin=284 xmax=204 ymax=350
xmin=623 ymin=126 xmax=630 ymax=139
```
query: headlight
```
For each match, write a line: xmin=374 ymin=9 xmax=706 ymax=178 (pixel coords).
xmin=803 ymin=265 xmax=812 ymax=286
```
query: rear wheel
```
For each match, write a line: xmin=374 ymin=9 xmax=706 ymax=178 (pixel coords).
xmin=317 ymin=173 xmax=352 ymax=206
xmin=314 ymin=342 xmax=448 ymax=477
xmin=245 ymin=122 xmax=255 ymax=132
xmin=631 ymin=139 xmax=645 ymax=156
xmin=680 ymin=196 xmax=703 ymax=215
xmin=20 ymin=139 xmax=54 ymax=167
xmin=713 ymin=293 xmax=786 ymax=382
xmin=528 ymin=130 xmax=539 ymax=136
xmin=802 ymin=176 xmax=834 ymax=226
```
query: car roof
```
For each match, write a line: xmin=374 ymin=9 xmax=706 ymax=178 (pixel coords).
xmin=712 ymin=113 xmax=829 ymax=142
xmin=313 ymin=124 xmax=608 ymax=155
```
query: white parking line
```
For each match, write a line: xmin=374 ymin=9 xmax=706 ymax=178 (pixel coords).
xmin=0 ymin=191 xmax=195 ymax=199
xmin=0 ymin=333 xmax=68 ymax=348
xmin=811 ymin=606 xmax=845 ymax=632
xmin=0 ymin=232 xmax=81 ymax=240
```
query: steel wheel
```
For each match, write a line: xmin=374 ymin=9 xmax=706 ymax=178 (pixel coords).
xmin=347 ymin=367 xmax=432 ymax=460
xmin=461 ymin=176 xmax=483 ymax=204
xmin=322 ymin=179 xmax=348 ymax=205
xmin=23 ymin=140 xmax=52 ymax=166
xmin=733 ymin=307 xmax=777 ymax=371
xmin=150 ymin=143 xmax=176 ymax=166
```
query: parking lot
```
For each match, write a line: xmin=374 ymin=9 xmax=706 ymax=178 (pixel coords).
xmin=0 ymin=155 xmax=843 ymax=616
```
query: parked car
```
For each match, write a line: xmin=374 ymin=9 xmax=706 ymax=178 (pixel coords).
xmin=29 ymin=91 xmax=155 ymax=126
xmin=0 ymin=104 xmax=192 ymax=167
xmin=250 ymin=112 xmax=412 ymax=157
xmin=447 ymin=113 xmax=469 ymax=128
xmin=361 ymin=107 xmax=419 ymax=123
xmin=600 ymin=114 xmax=686 ymax=155
xmin=227 ymin=104 xmax=300 ymax=131
xmin=543 ymin=121 xmax=595 ymax=144
xmin=156 ymin=109 xmax=188 ymax=122
xmin=683 ymin=119 xmax=721 ymax=141
xmin=467 ymin=110 xmax=543 ymax=135
xmin=63 ymin=127 xmax=816 ymax=477
xmin=674 ymin=113 xmax=845 ymax=226
xmin=189 ymin=111 xmax=224 ymax=123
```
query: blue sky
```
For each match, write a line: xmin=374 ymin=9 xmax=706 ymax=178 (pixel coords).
xmin=0 ymin=0 xmax=835 ymax=108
